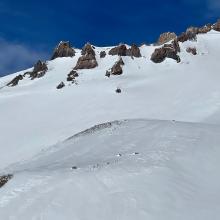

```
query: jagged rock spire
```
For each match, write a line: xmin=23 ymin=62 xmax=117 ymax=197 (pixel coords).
xmin=51 ymin=41 xmax=75 ymax=60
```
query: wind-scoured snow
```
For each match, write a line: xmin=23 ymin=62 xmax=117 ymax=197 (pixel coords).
xmin=1 ymin=30 xmax=220 ymax=219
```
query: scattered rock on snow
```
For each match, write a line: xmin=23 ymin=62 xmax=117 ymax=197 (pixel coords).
xmin=56 ymin=82 xmax=65 ymax=89
xmin=51 ymin=41 xmax=75 ymax=60
xmin=0 ymin=174 xmax=13 ymax=188
xmin=100 ymin=51 xmax=106 ymax=58
xmin=115 ymin=88 xmax=122 ymax=93
xmin=7 ymin=75 xmax=23 ymax=87
xmin=186 ymin=47 xmax=197 ymax=55
xmin=67 ymin=70 xmax=79 ymax=81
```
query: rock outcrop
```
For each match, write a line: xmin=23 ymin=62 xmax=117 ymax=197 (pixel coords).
xmin=51 ymin=41 xmax=75 ymax=60
xmin=126 ymin=44 xmax=142 ymax=57
xmin=198 ymin=24 xmax=212 ymax=34
xmin=109 ymin=44 xmax=141 ymax=57
xmin=74 ymin=43 xmax=98 ymax=70
xmin=109 ymin=44 xmax=127 ymax=56
xmin=107 ymin=57 xmax=125 ymax=76
xmin=7 ymin=75 xmax=23 ymax=87
xmin=28 ymin=60 xmax=48 ymax=80
xmin=186 ymin=47 xmax=197 ymax=55
xmin=0 ymin=174 xmax=13 ymax=188
xmin=157 ymin=32 xmax=177 ymax=45
xmin=213 ymin=20 xmax=220 ymax=31
xmin=151 ymin=40 xmax=181 ymax=63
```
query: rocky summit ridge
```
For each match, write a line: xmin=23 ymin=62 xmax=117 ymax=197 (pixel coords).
xmin=4 ymin=19 xmax=220 ymax=89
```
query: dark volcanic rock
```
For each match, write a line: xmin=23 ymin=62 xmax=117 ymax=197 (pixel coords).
xmin=67 ymin=70 xmax=79 ymax=81
xmin=74 ymin=43 xmax=98 ymax=70
xmin=51 ymin=41 xmax=75 ymax=60
xmin=151 ymin=40 xmax=181 ymax=63
xmin=110 ymin=57 xmax=124 ymax=75
xmin=7 ymin=75 xmax=23 ymax=87
xmin=56 ymin=82 xmax=65 ymax=89
xmin=100 ymin=51 xmax=106 ymax=58
xmin=0 ymin=174 xmax=13 ymax=188
xmin=186 ymin=47 xmax=197 ymax=55
xmin=126 ymin=44 xmax=142 ymax=57
xmin=157 ymin=32 xmax=177 ymax=45
xmin=115 ymin=88 xmax=122 ymax=93
xmin=109 ymin=44 xmax=127 ymax=56
xmin=213 ymin=20 xmax=220 ymax=31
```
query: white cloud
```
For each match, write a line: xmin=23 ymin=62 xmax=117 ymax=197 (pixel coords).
xmin=0 ymin=38 xmax=48 ymax=76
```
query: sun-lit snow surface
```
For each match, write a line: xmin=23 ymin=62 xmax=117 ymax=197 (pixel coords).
xmin=1 ymin=30 xmax=220 ymax=219
xmin=1 ymin=119 xmax=220 ymax=220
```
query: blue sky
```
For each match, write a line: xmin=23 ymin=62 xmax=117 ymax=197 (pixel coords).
xmin=0 ymin=0 xmax=220 ymax=76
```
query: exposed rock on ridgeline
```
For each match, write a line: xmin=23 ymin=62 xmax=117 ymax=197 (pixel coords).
xmin=74 ymin=43 xmax=98 ymax=70
xmin=157 ymin=32 xmax=177 ymax=45
xmin=67 ymin=70 xmax=79 ymax=82
xmin=109 ymin=44 xmax=127 ymax=56
xmin=151 ymin=40 xmax=181 ymax=63
xmin=28 ymin=60 xmax=48 ymax=80
xmin=109 ymin=44 xmax=141 ymax=57
xmin=7 ymin=75 xmax=23 ymax=87
xmin=106 ymin=57 xmax=125 ymax=76
xmin=51 ymin=41 xmax=75 ymax=60
xmin=186 ymin=47 xmax=197 ymax=55
xmin=0 ymin=174 xmax=13 ymax=188
xmin=100 ymin=51 xmax=106 ymax=58
xmin=213 ymin=20 xmax=220 ymax=31
xmin=126 ymin=44 xmax=142 ymax=57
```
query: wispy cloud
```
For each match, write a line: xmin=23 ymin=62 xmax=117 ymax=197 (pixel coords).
xmin=0 ymin=38 xmax=49 ymax=76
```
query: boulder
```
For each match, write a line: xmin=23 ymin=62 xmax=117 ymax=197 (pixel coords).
xmin=7 ymin=75 xmax=23 ymax=87
xmin=110 ymin=57 xmax=124 ymax=75
xmin=56 ymin=82 xmax=65 ymax=89
xmin=213 ymin=20 xmax=220 ymax=31
xmin=109 ymin=44 xmax=127 ymax=56
xmin=100 ymin=51 xmax=106 ymax=58
xmin=186 ymin=47 xmax=197 ymax=55
xmin=0 ymin=174 xmax=13 ymax=188
xmin=74 ymin=43 xmax=98 ymax=70
xmin=115 ymin=88 xmax=122 ymax=93
xmin=51 ymin=41 xmax=75 ymax=60
xmin=126 ymin=44 xmax=142 ymax=57
xmin=151 ymin=40 xmax=181 ymax=63
xmin=157 ymin=32 xmax=177 ymax=45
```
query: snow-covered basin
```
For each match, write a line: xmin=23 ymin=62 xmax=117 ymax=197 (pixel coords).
xmin=0 ymin=119 xmax=220 ymax=220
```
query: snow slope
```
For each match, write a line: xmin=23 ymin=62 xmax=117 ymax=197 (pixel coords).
xmin=1 ymin=30 xmax=220 ymax=219
xmin=1 ymin=119 xmax=220 ymax=220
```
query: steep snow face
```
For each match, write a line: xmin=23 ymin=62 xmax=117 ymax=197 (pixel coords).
xmin=1 ymin=119 xmax=220 ymax=220
xmin=1 ymin=31 xmax=220 ymax=168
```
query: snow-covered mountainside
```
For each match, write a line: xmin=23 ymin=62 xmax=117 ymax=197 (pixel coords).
xmin=1 ymin=22 xmax=220 ymax=219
